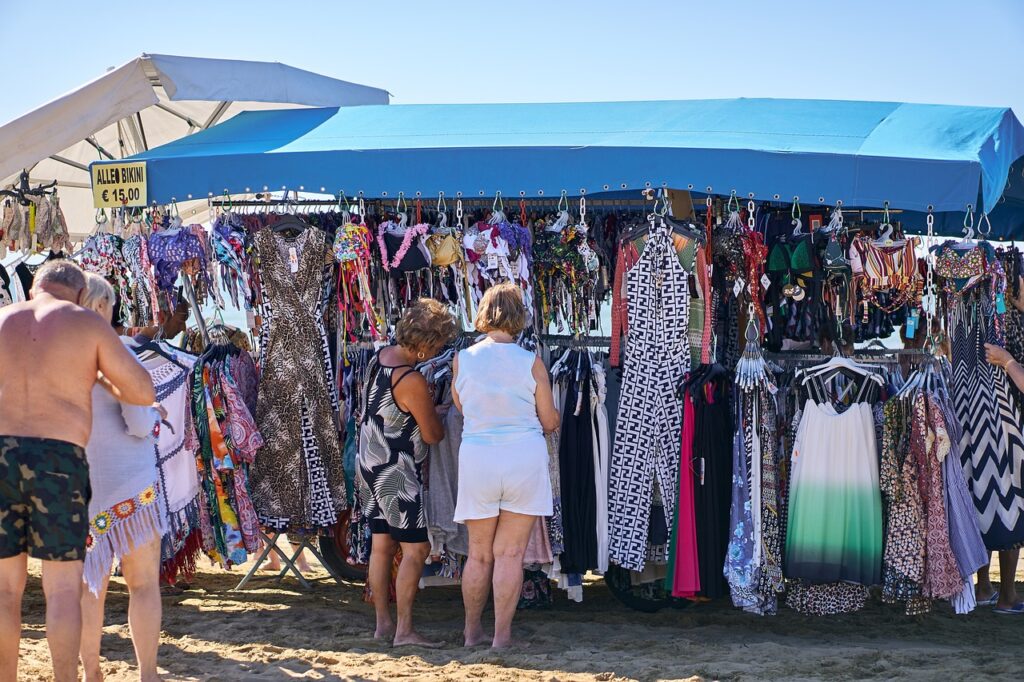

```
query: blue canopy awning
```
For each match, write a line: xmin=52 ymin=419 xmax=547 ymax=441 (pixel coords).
xmin=101 ymin=97 xmax=1024 ymax=222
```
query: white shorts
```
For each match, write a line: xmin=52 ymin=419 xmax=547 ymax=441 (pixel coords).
xmin=453 ymin=433 xmax=553 ymax=522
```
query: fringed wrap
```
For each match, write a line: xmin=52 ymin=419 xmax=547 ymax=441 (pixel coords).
xmin=84 ymin=491 xmax=168 ymax=596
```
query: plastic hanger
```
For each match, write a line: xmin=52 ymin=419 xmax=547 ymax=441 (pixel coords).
xmin=487 ymin=192 xmax=507 ymax=225
xmin=271 ymin=214 xmax=306 ymax=235
xmin=546 ymin=191 xmax=571 ymax=232
xmin=132 ymin=338 xmax=189 ymax=372
xmin=955 ymin=205 xmax=976 ymax=247
xmin=791 ymin=197 xmax=803 ymax=236
xmin=872 ymin=202 xmax=904 ymax=246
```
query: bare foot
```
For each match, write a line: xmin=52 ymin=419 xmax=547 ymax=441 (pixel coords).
xmin=393 ymin=630 xmax=444 ymax=648
xmin=374 ymin=624 xmax=395 ymax=641
xmin=296 ymin=559 xmax=312 ymax=573
xmin=464 ymin=630 xmax=490 ymax=647
xmin=491 ymin=637 xmax=521 ymax=650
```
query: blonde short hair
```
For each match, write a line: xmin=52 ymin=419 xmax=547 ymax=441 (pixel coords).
xmin=474 ymin=282 xmax=527 ymax=336
xmin=395 ymin=298 xmax=459 ymax=354
xmin=80 ymin=273 xmax=115 ymax=317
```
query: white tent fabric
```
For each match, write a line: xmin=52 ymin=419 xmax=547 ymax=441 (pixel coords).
xmin=0 ymin=53 xmax=389 ymax=238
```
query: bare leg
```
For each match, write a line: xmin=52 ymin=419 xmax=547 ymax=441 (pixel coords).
xmin=461 ymin=517 xmax=497 ymax=647
xmin=392 ymin=542 xmax=438 ymax=647
xmin=291 ymin=543 xmax=311 ymax=573
xmin=41 ymin=559 xmax=84 ymax=682
xmin=265 ymin=535 xmax=281 ymax=572
xmin=79 ymin=573 xmax=111 ymax=682
xmin=976 ymin=554 xmax=995 ymax=601
xmin=0 ymin=555 xmax=27 ymax=682
xmin=997 ymin=548 xmax=1021 ymax=609
xmin=490 ymin=512 xmax=537 ymax=649
xmin=367 ymin=533 xmax=397 ymax=639
xmin=121 ymin=539 xmax=162 ymax=682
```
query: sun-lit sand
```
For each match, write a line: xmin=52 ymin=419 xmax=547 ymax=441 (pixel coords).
xmin=14 ymin=551 xmax=1024 ymax=681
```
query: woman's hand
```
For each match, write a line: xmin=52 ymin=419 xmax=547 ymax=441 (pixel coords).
xmin=984 ymin=343 xmax=1015 ymax=369
xmin=153 ymin=403 xmax=168 ymax=421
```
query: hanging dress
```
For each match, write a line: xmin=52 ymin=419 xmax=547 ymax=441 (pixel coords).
xmin=785 ymin=375 xmax=883 ymax=586
xmin=250 ymin=227 xmax=347 ymax=531
xmin=938 ymin=242 xmax=1024 ymax=551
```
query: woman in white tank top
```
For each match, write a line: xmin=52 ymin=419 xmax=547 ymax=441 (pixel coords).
xmin=452 ymin=282 xmax=560 ymax=649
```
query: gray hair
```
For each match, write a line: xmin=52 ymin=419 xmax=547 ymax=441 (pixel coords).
xmin=32 ymin=259 xmax=86 ymax=294
xmin=80 ymin=273 xmax=115 ymax=316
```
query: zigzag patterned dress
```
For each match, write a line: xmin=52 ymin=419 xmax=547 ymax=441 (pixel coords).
xmin=939 ymin=242 xmax=1024 ymax=551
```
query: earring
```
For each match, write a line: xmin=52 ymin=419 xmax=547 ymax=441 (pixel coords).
xmin=417 ymin=351 xmax=425 ymax=359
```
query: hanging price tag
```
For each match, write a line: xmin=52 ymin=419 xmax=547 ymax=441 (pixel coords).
xmin=905 ymin=310 xmax=918 ymax=338
xmin=996 ymin=293 xmax=1007 ymax=314
xmin=760 ymin=274 xmax=771 ymax=290
xmin=733 ymin=278 xmax=745 ymax=298
xmin=246 ymin=309 xmax=256 ymax=329
xmin=487 ymin=253 xmax=498 ymax=270
xmin=288 ymin=247 xmax=299 ymax=273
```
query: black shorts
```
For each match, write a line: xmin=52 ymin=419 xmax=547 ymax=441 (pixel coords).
xmin=0 ymin=436 xmax=91 ymax=561
xmin=368 ymin=518 xmax=427 ymax=544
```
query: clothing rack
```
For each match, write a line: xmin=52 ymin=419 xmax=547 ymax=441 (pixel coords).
xmin=765 ymin=349 xmax=930 ymax=364
xmin=541 ymin=334 xmax=612 ymax=348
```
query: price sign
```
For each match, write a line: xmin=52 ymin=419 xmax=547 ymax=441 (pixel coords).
xmin=91 ymin=161 xmax=147 ymax=208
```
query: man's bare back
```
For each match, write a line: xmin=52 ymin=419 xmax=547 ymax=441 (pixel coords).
xmin=0 ymin=291 xmax=156 ymax=448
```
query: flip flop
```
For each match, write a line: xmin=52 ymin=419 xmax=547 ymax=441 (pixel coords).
xmin=993 ymin=602 xmax=1024 ymax=614
xmin=978 ymin=592 xmax=999 ymax=606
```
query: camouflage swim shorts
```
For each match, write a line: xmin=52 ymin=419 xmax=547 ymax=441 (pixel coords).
xmin=0 ymin=436 xmax=91 ymax=561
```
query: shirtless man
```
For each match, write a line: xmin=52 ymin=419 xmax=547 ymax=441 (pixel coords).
xmin=0 ymin=260 xmax=155 ymax=682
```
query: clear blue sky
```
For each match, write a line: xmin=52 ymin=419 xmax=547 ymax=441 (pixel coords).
xmin=0 ymin=0 xmax=1021 ymax=123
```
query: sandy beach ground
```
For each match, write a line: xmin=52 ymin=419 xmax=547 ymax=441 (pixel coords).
xmin=15 ymin=552 xmax=1024 ymax=681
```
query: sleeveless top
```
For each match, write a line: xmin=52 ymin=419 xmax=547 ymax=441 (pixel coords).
xmin=455 ymin=341 xmax=541 ymax=445
xmin=359 ymin=352 xmax=427 ymax=468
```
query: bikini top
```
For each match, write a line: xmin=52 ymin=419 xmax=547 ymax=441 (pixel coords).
xmin=767 ymin=235 xmax=816 ymax=279
xmin=850 ymin=236 xmax=919 ymax=289
xmin=934 ymin=241 xmax=997 ymax=293
xmin=147 ymin=227 xmax=207 ymax=293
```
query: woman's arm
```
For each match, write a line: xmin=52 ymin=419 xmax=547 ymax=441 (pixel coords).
xmin=393 ymin=370 xmax=445 ymax=445
xmin=985 ymin=343 xmax=1024 ymax=394
xmin=451 ymin=353 xmax=463 ymax=414
xmin=532 ymin=356 xmax=561 ymax=434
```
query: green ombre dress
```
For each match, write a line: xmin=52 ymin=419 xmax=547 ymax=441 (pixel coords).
xmin=785 ymin=398 xmax=883 ymax=585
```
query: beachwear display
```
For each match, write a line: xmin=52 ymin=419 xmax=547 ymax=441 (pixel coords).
xmin=60 ymin=177 xmax=1024 ymax=620
xmin=191 ymin=342 xmax=263 ymax=567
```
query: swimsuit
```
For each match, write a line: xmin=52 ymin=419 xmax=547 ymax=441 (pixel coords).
xmin=0 ymin=436 xmax=90 ymax=561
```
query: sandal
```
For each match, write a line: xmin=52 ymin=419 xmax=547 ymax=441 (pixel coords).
xmin=978 ymin=592 xmax=999 ymax=606
xmin=993 ymin=602 xmax=1024 ymax=614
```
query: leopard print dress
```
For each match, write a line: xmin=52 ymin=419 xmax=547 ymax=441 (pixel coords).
xmin=249 ymin=227 xmax=347 ymax=531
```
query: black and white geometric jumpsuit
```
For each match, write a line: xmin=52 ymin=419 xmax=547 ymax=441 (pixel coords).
xmin=609 ymin=220 xmax=691 ymax=572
